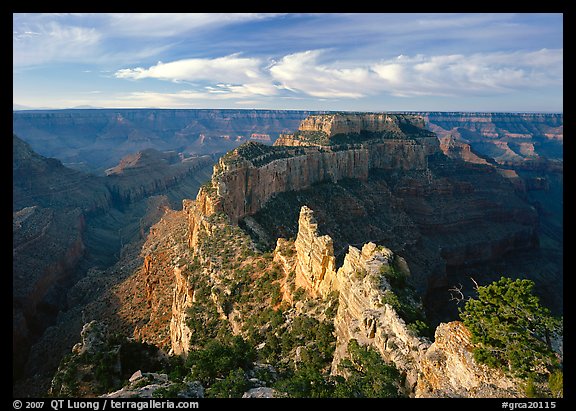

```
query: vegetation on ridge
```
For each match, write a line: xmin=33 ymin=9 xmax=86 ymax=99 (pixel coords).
xmin=156 ymin=210 xmax=406 ymax=398
xmin=459 ymin=277 xmax=563 ymax=397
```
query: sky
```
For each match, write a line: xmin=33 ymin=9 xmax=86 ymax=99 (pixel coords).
xmin=13 ymin=13 xmax=563 ymax=112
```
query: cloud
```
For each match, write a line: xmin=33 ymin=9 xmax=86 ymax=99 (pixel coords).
xmin=269 ymin=50 xmax=371 ymax=98
xmin=115 ymin=54 xmax=263 ymax=84
xmin=112 ymin=48 xmax=563 ymax=104
xmin=13 ymin=13 xmax=285 ymax=68
xmin=371 ymin=49 xmax=562 ymax=97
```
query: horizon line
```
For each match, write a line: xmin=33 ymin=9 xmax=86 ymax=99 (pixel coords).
xmin=12 ymin=107 xmax=564 ymax=115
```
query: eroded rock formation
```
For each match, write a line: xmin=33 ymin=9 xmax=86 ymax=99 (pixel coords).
xmin=293 ymin=206 xmax=338 ymax=298
xmin=283 ymin=205 xmax=523 ymax=397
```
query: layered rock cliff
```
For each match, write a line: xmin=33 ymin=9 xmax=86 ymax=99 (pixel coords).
xmin=293 ymin=206 xmax=338 ymax=298
xmin=104 ymin=148 xmax=213 ymax=206
xmin=211 ymin=113 xmax=438 ymax=223
xmin=295 ymin=112 xmax=427 ymax=139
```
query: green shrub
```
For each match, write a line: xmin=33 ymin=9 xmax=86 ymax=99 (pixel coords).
xmin=335 ymin=339 xmax=404 ymax=398
xmin=206 ymin=368 xmax=249 ymax=398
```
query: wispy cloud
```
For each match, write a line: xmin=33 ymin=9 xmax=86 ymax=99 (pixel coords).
xmin=269 ymin=50 xmax=370 ymax=98
xmin=371 ymin=49 xmax=563 ymax=97
xmin=13 ymin=21 xmax=101 ymax=67
xmin=13 ymin=13 xmax=286 ymax=68
xmin=113 ymin=48 xmax=562 ymax=102
xmin=105 ymin=13 xmax=286 ymax=38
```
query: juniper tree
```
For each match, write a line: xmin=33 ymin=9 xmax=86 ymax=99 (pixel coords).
xmin=458 ymin=277 xmax=562 ymax=379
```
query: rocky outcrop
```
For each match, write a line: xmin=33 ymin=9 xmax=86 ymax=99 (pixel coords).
xmin=71 ymin=321 xmax=108 ymax=356
xmin=331 ymin=242 xmax=429 ymax=393
xmin=49 ymin=321 xmax=122 ymax=397
xmin=415 ymin=321 xmax=520 ymax=397
xmin=102 ymin=371 xmax=204 ymax=398
xmin=287 ymin=206 xmax=427 ymax=391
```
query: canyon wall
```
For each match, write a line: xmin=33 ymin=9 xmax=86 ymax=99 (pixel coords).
xmin=418 ymin=112 xmax=563 ymax=165
xmin=198 ymin=113 xmax=544 ymax=315
xmin=13 ymin=109 xmax=561 ymax=174
xmin=420 ymin=112 xmax=563 ymax=141
xmin=104 ymin=149 xmax=214 ymax=206
xmin=12 ymin=135 xmax=215 ymax=390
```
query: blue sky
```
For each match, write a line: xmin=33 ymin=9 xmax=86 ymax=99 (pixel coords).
xmin=13 ymin=13 xmax=563 ymax=112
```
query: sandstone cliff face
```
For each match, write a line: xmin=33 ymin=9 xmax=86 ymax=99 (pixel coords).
xmin=216 ymin=148 xmax=382 ymax=223
xmin=169 ymin=265 xmax=194 ymax=356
